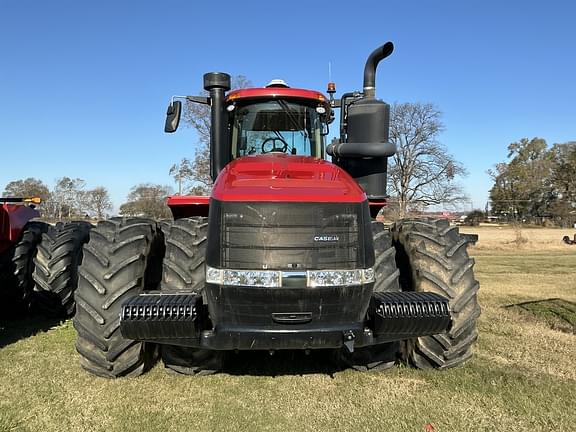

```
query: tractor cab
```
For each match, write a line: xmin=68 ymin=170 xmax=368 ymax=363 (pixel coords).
xmin=226 ymin=84 xmax=332 ymax=159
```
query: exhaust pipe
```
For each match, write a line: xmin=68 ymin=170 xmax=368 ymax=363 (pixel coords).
xmin=362 ymin=42 xmax=394 ymax=98
xmin=327 ymin=42 xmax=396 ymax=201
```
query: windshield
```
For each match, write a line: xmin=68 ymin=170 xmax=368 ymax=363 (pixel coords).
xmin=230 ymin=100 xmax=325 ymax=158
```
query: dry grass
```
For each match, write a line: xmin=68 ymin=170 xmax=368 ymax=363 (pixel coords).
xmin=0 ymin=227 xmax=575 ymax=432
xmin=460 ymin=224 xmax=575 ymax=252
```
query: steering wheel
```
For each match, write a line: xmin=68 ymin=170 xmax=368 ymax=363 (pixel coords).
xmin=261 ymin=137 xmax=289 ymax=153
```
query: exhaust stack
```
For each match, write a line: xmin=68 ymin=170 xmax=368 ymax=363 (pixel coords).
xmin=363 ymin=42 xmax=394 ymax=98
xmin=327 ymin=42 xmax=396 ymax=204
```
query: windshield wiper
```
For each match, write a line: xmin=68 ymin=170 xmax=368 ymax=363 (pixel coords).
xmin=275 ymin=100 xmax=309 ymax=142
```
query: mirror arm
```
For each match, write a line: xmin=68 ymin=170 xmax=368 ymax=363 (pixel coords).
xmin=186 ymin=95 xmax=210 ymax=105
xmin=169 ymin=95 xmax=211 ymax=105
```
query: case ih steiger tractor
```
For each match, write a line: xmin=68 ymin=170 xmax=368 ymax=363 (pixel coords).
xmin=72 ymin=42 xmax=480 ymax=378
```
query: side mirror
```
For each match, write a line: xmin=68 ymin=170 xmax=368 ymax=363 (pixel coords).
xmin=164 ymin=100 xmax=182 ymax=133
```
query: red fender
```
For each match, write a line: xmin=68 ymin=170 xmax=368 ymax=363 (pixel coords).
xmin=0 ymin=204 xmax=40 ymax=254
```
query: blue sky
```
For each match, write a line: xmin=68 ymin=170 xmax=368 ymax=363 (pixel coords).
xmin=1 ymin=1 xmax=574 ymax=212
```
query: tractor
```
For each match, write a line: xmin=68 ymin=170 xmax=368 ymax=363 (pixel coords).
xmin=0 ymin=197 xmax=49 ymax=316
xmin=72 ymin=42 xmax=480 ymax=377
xmin=0 ymin=196 xmax=92 ymax=318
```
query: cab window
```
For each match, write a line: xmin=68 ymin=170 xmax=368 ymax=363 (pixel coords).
xmin=230 ymin=100 xmax=325 ymax=158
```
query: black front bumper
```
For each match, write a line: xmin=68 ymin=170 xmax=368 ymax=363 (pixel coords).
xmin=120 ymin=290 xmax=451 ymax=351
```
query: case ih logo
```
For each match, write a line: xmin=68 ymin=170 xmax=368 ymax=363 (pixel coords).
xmin=313 ymin=235 xmax=340 ymax=242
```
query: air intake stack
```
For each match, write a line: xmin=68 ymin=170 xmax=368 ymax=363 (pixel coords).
xmin=204 ymin=72 xmax=231 ymax=181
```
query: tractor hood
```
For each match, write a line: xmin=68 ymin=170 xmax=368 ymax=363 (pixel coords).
xmin=211 ymin=154 xmax=367 ymax=203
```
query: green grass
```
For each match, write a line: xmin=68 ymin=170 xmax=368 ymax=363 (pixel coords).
xmin=1 ymin=250 xmax=575 ymax=432
xmin=506 ymin=299 xmax=576 ymax=334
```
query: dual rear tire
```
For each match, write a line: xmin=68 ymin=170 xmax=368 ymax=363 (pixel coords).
xmin=72 ymin=218 xmax=163 ymax=378
xmin=33 ymin=221 xmax=92 ymax=317
xmin=392 ymin=218 xmax=480 ymax=369
xmin=72 ymin=216 xmax=218 ymax=378
xmin=159 ymin=218 xmax=224 ymax=375
xmin=336 ymin=218 xmax=480 ymax=371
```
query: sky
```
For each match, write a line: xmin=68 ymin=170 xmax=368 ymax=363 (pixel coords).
xmin=1 ymin=0 xmax=575 ymax=212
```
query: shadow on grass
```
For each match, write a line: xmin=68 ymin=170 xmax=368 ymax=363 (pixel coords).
xmin=0 ymin=315 xmax=64 ymax=348
xmin=504 ymin=298 xmax=576 ymax=334
xmin=221 ymin=349 xmax=344 ymax=377
xmin=222 ymin=349 xmax=347 ymax=377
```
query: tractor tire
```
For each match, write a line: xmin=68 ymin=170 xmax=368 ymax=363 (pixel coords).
xmin=392 ymin=218 xmax=480 ymax=369
xmin=33 ymin=221 xmax=92 ymax=317
xmin=334 ymin=221 xmax=401 ymax=371
xmin=72 ymin=218 xmax=164 ymax=378
xmin=0 ymin=221 xmax=50 ymax=316
xmin=160 ymin=217 xmax=225 ymax=376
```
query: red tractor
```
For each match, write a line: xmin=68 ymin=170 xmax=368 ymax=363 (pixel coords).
xmin=0 ymin=197 xmax=49 ymax=316
xmin=72 ymin=42 xmax=480 ymax=377
xmin=0 ymin=196 xmax=92 ymax=319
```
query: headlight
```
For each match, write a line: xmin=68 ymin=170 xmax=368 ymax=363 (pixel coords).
xmin=206 ymin=267 xmax=282 ymax=287
xmin=307 ymin=269 xmax=375 ymax=287
xmin=206 ymin=266 xmax=374 ymax=288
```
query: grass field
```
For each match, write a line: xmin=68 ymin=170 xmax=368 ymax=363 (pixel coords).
xmin=1 ymin=226 xmax=574 ymax=432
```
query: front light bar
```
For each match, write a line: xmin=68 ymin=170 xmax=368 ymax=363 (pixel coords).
xmin=205 ymin=266 xmax=375 ymax=288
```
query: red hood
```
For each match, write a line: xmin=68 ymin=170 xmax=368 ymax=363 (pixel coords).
xmin=211 ymin=154 xmax=366 ymax=203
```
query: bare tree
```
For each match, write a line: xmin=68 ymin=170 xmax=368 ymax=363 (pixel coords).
xmin=52 ymin=177 xmax=86 ymax=219
xmin=119 ymin=183 xmax=172 ymax=219
xmin=183 ymin=75 xmax=251 ymax=145
xmin=84 ymin=187 xmax=113 ymax=219
xmin=169 ymin=158 xmax=194 ymax=195
xmin=187 ymin=143 xmax=212 ymax=195
xmin=174 ymin=75 xmax=252 ymax=194
xmin=388 ymin=103 xmax=468 ymax=218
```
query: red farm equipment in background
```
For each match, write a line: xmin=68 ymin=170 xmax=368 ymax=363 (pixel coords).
xmin=0 ymin=197 xmax=93 ymax=319
xmin=0 ymin=197 xmax=49 ymax=316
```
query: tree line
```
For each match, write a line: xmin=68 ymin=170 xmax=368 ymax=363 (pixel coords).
xmin=2 ymin=177 xmax=112 ymax=219
xmin=2 ymin=178 xmax=174 ymax=220
xmin=489 ymin=138 xmax=576 ymax=226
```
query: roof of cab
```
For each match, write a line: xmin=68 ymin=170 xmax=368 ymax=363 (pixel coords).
xmin=226 ymin=87 xmax=330 ymax=108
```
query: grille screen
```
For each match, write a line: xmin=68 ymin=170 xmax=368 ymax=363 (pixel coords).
xmin=207 ymin=201 xmax=373 ymax=270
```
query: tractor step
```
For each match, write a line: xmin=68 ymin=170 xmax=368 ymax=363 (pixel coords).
xmin=119 ymin=291 xmax=452 ymax=349
xmin=120 ymin=293 xmax=203 ymax=341
xmin=371 ymin=291 xmax=452 ymax=337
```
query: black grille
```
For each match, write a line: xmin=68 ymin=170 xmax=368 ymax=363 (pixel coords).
xmin=207 ymin=200 xmax=373 ymax=270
